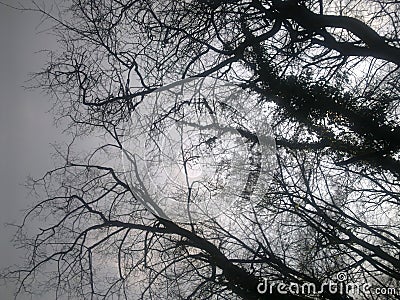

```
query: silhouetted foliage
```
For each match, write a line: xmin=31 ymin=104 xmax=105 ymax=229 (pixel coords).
xmin=2 ymin=0 xmax=400 ymax=299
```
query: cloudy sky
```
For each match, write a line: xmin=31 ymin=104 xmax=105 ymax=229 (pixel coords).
xmin=0 ymin=2 xmax=61 ymax=298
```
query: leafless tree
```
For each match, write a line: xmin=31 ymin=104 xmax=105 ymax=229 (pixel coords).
xmin=2 ymin=0 xmax=400 ymax=299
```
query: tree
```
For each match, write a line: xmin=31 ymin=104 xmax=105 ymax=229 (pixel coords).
xmin=2 ymin=0 xmax=400 ymax=299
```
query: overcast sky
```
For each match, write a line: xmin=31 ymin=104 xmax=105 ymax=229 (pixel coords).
xmin=0 ymin=2 xmax=61 ymax=299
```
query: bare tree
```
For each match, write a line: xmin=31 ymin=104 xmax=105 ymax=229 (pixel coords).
xmin=2 ymin=0 xmax=400 ymax=299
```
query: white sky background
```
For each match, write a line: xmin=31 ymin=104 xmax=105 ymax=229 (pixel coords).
xmin=0 ymin=0 xmax=397 ymax=298
xmin=0 ymin=2 xmax=60 ymax=299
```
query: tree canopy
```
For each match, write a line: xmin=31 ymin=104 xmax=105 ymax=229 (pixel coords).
xmin=2 ymin=0 xmax=400 ymax=299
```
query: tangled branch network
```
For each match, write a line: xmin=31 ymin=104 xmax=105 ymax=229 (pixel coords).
xmin=122 ymin=77 xmax=277 ymax=222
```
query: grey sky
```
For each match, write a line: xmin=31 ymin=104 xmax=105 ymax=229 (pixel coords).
xmin=0 ymin=2 xmax=61 ymax=299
